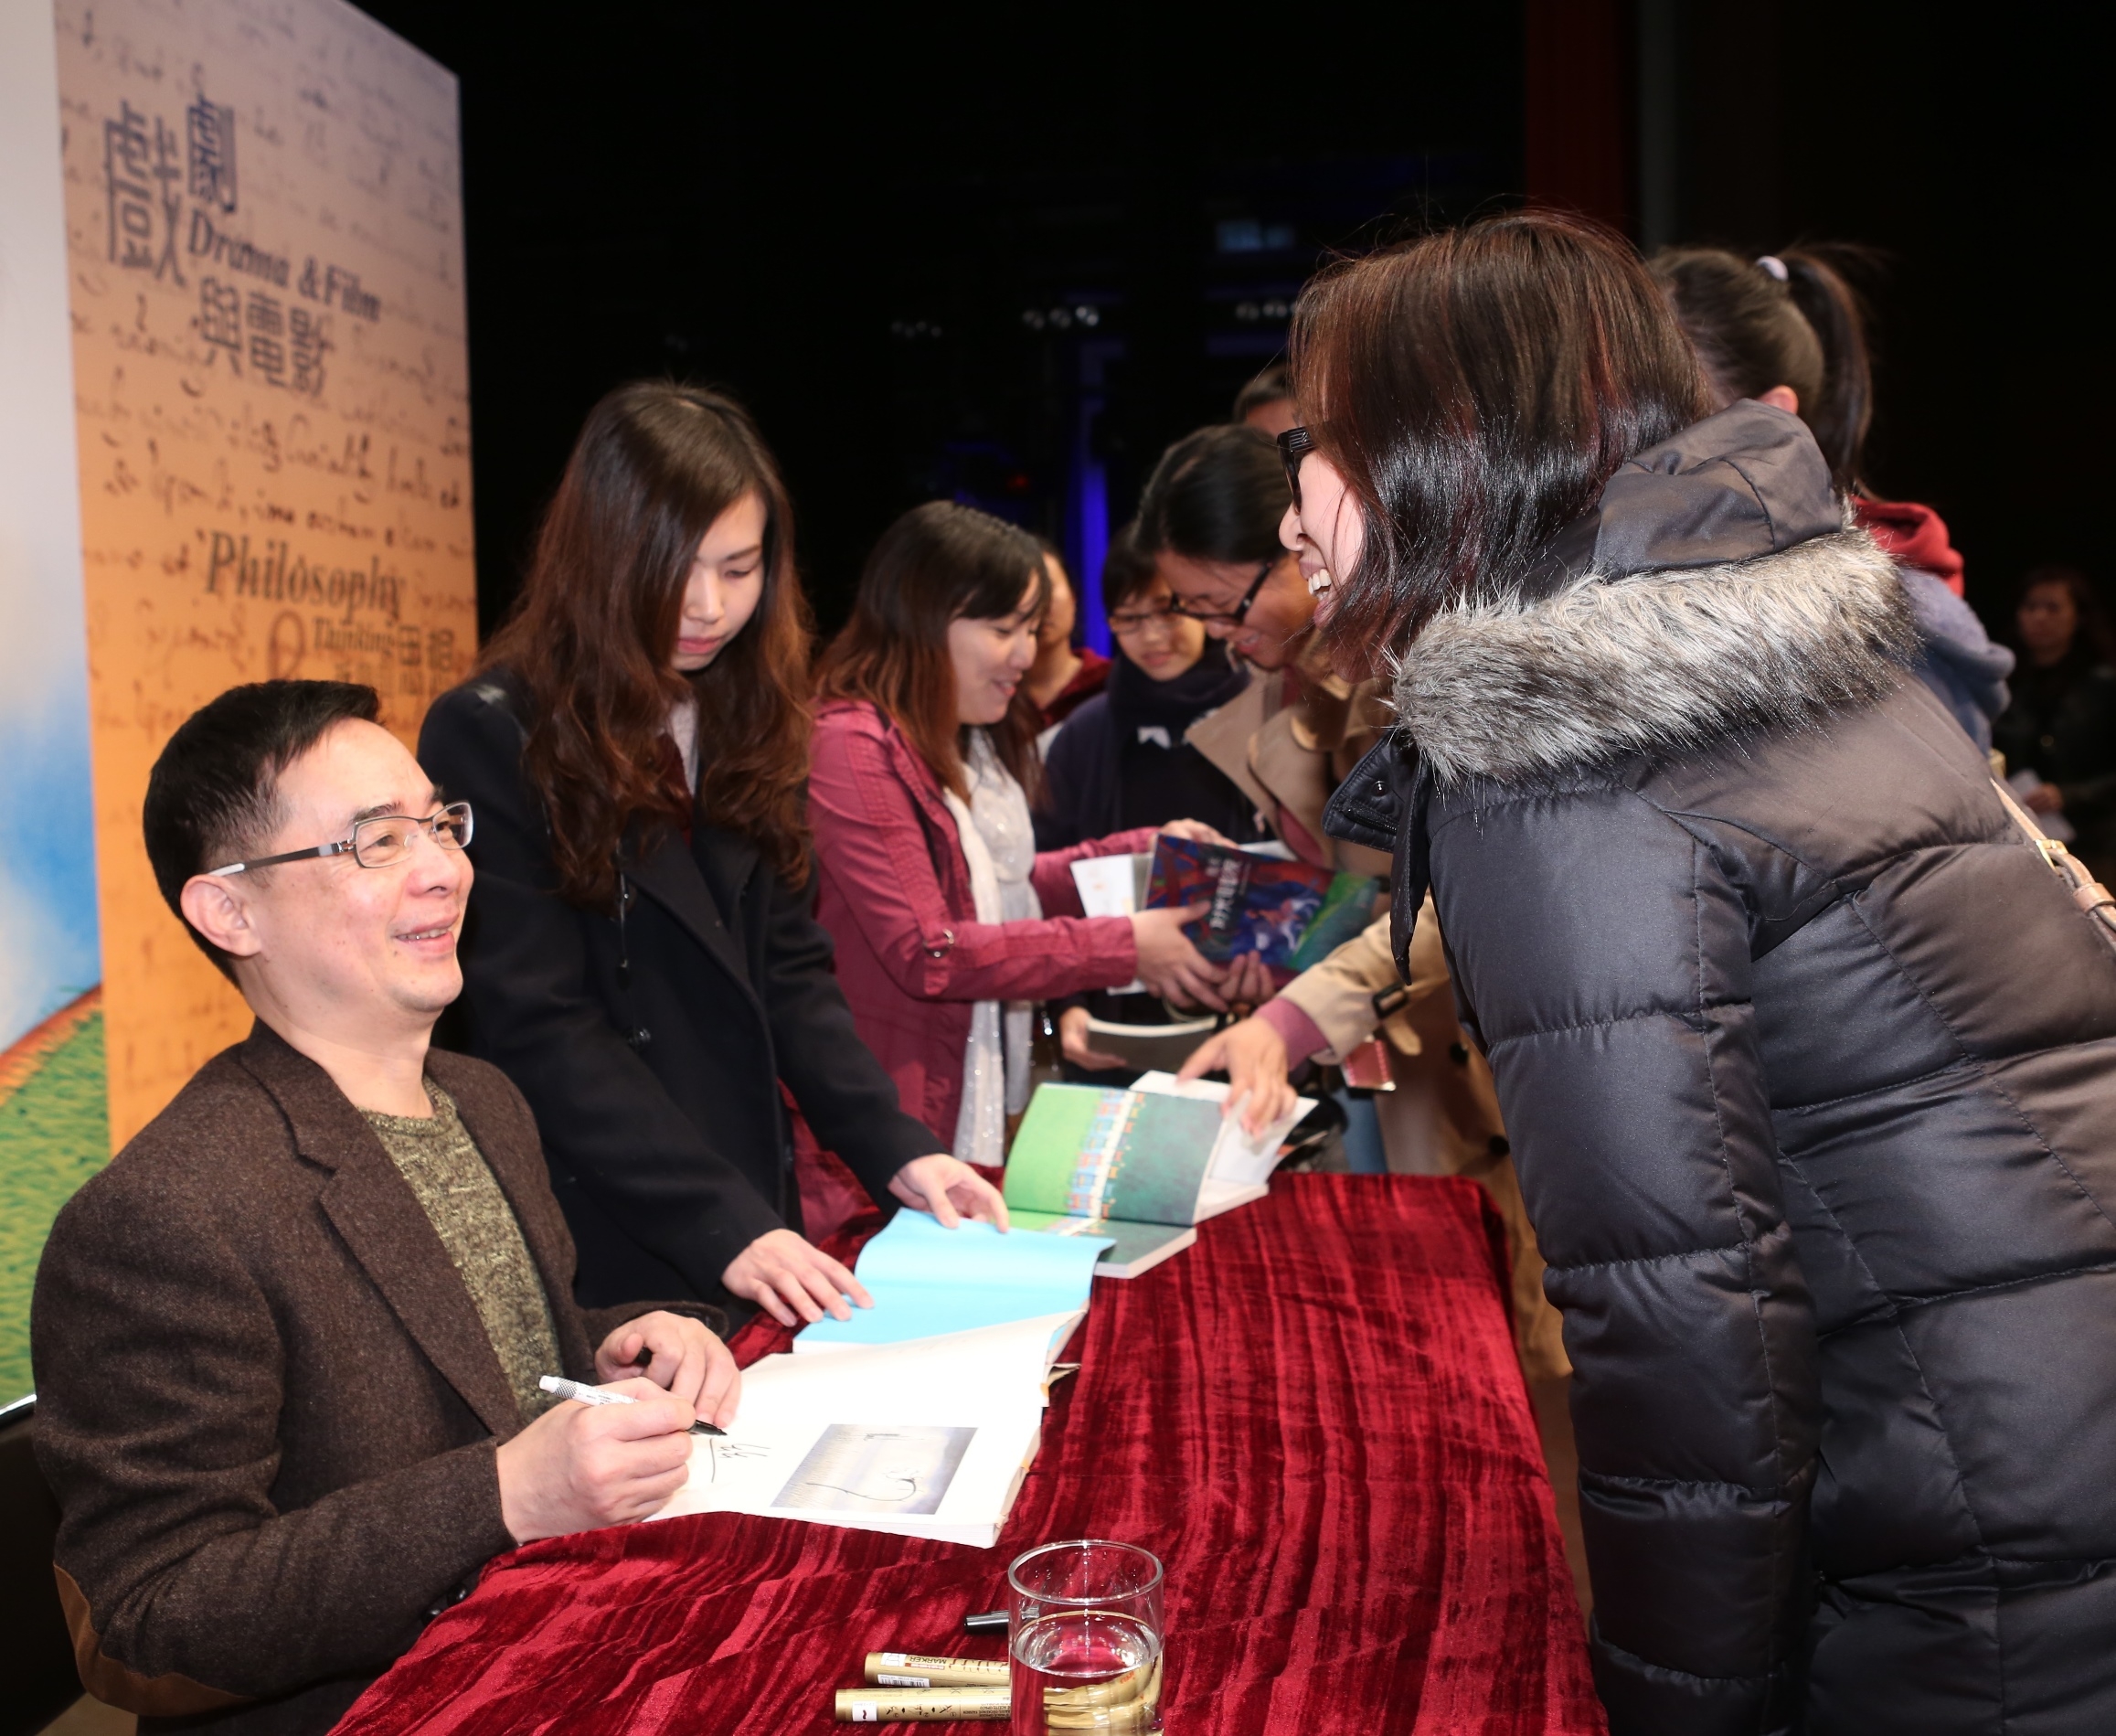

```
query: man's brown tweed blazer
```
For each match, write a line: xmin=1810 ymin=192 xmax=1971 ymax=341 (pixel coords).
xmin=30 ymin=1020 xmax=723 ymax=1735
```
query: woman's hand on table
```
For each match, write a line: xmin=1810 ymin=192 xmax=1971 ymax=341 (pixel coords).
xmin=1178 ymin=1014 xmax=1298 ymax=1137
xmin=1131 ymin=902 xmax=1229 ymax=1008
xmin=595 ymin=1309 xmax=740 ymax=1431
xmin=890 ymin=1153 xmax=1011 ymax=1230
xmin=1058 ymin=1006 xmax=1131 ymax=1071
xmin=722 ymin=1228 xmax=873 ymax=1327
xmin=496 ymin=1375 xmax=695 ymax=1542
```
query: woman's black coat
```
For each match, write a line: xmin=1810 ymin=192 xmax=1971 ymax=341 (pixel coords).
xmin=1034 ymin=645 xmax=1261 ymax=850
xmin=1328 ymin=402 xmax=2116 ymax=1735
xmin=419 ymin=676 xmax=936 ymax=1308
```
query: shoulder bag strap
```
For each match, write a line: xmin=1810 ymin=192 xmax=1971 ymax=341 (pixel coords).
xmin=1990 ymin=777 xmax=2116 ymax=951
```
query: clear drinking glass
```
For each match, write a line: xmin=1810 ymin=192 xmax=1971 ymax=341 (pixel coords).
xmin=1007 ymin=1539 xmax=1164 ymax=1734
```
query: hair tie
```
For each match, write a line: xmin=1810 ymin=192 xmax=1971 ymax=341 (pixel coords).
xmin=1756 ymin=254 xmax=1790 ymax=282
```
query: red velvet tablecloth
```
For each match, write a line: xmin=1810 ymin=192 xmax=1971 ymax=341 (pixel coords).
xmin=334 ymin=1175 xmax=1602 ymax=1734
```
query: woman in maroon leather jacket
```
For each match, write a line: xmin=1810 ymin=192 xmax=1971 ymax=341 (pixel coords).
xmin=810 ymin=501 xmax=1234 ymax=1156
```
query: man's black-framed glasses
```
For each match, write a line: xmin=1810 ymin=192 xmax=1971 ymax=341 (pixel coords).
xmin=207 ymin=803 xmax=474 ymax=877
xmin=1277 ymin=425 xmax=1315 ymax=510
xmin=1170 ymin=556 xmax=1275 ymax=628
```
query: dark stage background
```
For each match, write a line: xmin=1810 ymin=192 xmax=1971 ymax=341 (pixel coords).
xmin=356 ymin=2 xmax=2106 ymax=644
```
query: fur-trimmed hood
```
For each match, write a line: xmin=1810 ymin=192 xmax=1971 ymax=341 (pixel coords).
xmin=1392 ymin=401 xmax=1922 ymax=788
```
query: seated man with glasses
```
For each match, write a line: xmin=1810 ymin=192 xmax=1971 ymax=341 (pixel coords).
xmin=32 ymin=680 xmax=739 ymax=1734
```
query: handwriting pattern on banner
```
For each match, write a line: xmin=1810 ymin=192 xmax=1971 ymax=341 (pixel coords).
xmin=54 ymin=0 xmax=475 ymax=1145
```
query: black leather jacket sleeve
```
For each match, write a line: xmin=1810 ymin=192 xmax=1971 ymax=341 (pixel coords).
xmin=1429 ymin=778 xmax=1820 ymax=1736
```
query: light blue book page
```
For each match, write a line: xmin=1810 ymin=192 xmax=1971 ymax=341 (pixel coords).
xmin=798 ymin=1211 xmax=1112 ymax=1347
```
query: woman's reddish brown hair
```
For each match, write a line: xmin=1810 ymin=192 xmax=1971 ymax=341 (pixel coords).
xmin=1289 ymin=209 xmax=1713 ymax=658
xmin=814 ymin=500 xmax=1048 ymax=801
xmin=479 ymin=382 xmax=814 ymax=907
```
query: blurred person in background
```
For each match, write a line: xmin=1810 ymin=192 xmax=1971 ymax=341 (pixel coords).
xmin=420 ymin=384 xmax=1000 ymax=1329
xmin=1037 ymin=524 xmax=1264 ymax=1081
xmin=809 ymin=500 xmax=1236 ymax=1166
xmin=1037 ymin=524 xmax=1261 ymax=852
xmin=1653 ymin=244 xmax=2014 ymax=751
xmin=1994 ymin=564 xmax=2116 ymax=881
xmin=1233 ymin=360 xmax=1299 ymax=436
xmin=1024 ymin=539 xmax=1111 ymax=730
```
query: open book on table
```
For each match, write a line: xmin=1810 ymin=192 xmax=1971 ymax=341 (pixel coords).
xmin=654 ymin=1311 xmax=1076 ymax=1548
xmin=795 ymin=1207 xmax=1111 ymax=1351
xmin=1005 ymin=1070 xmax=1315 ymax=1277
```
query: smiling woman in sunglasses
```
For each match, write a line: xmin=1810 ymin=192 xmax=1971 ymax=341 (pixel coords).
xmin=418 ymin=383 xmax=1003 ymax=1333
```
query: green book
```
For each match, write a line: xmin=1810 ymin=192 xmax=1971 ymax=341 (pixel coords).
xmin=1003 ymin=1079 xmax=1307 ymax=1279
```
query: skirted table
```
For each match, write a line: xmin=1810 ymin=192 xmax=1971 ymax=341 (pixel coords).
xmin=333 ymin=1174 xmax=1602 ymax=1734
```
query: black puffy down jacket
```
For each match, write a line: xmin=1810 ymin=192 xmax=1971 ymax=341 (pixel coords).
xmin=1327 ymin=402 xmax=2116 ymax=1734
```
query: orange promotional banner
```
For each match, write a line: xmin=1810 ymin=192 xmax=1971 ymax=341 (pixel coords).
xmin=52 ymin=0 xmax=475 ymax=1146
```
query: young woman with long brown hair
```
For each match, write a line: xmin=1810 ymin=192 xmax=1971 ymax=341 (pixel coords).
xmin=808 ymin=499 xmax=1233 ymax=1164
xmin=420 ymin=383 xmax=1003 ymax=1329
xmin=1285 ymin=211 xmax=2116 ymax=1732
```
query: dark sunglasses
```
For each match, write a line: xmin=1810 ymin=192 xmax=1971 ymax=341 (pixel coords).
xmin=1277 ymin=425 xmax=1315 ymax=510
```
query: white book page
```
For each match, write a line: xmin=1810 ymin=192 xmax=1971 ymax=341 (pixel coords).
xmin=1070 ymin=856 xmax=1146 ymax=991
xmin=653 ymin=1406 xmax=1045 ymax=1542
xmin=649 ymin=1314 xmax=1076 ymax=1539
xmin=1130 ymin=1071 xmax=1315 ymax=1188
xmin=1070 ymin=855 xmax=1142 ymax=917
xmin=750 ymin=1313 xmax=1079 ymax=1414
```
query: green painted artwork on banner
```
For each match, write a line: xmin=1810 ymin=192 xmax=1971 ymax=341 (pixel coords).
xmin=0 ymin=1000 xmax=109 ymax=1403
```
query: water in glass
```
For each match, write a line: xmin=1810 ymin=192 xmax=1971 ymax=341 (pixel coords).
xmin=1010 ymin=1609 xmax=1163 ymax=1733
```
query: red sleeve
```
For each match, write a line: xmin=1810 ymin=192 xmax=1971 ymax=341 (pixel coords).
xmin=810 ymin=715 xmax=1139 ymax=1003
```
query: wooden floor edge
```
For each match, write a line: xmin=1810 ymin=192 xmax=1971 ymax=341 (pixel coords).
xmin=0 ymin=985 xmax=104 ymax=1107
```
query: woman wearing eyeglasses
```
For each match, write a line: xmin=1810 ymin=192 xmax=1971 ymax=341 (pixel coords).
xmin=1036 ymin=526 xmax=1268 ymax=1078
xmin=1140 ymin=422 xmax=1394 ymax=872
xmin=1036 ymin=524 xmax=1262 ymax=852
xmin=418 ymin=383 xmax=1004 ymax=1331
xmin=1139 ymin=422 xmax=1550 ymax=1378
xmin=807 ymin=500 xmax=1236 ymax=1166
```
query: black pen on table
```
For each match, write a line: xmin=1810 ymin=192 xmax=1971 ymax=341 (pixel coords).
xmin=537 ymin=1374 xmax=726 ymax=1436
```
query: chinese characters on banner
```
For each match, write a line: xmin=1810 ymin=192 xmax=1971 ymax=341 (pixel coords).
xmin=56 ymin=0 xmax=477 ymax=1145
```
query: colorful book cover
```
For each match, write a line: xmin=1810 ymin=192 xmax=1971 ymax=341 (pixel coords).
xmin=1143 ymin=836 xmax=1379 ymax=978
xmin=1004 ymin=1084 xmax=1223 ymax=1227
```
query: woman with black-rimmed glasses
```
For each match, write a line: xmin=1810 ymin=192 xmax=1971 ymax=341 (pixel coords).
xmin=1036 ymin=525 xmax=1263 ymax=854
xmin=1136 ymin=421 xmax=1390 ymax=873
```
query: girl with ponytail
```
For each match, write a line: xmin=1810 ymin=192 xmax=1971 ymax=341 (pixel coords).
xmin=1652 ymin=245 xmax=2015 ymax=749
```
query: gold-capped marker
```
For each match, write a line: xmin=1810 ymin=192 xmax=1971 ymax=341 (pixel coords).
xmin=864 ymin=1653 xmax=1012 ymax=1688
xmin=833 ymin=1685 xmax=1011 ymax=1723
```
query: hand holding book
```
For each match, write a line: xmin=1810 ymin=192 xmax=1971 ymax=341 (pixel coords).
xmin=1126 ymin=900 xmax=1228 ymax=1008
